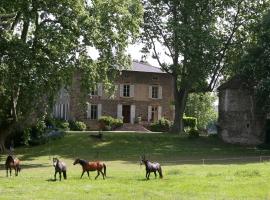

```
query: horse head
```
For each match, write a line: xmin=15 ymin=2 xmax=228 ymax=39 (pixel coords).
xmin=73 ymin=158 xmax=80 ymax=165
xmin=140 ymin=155 xmax=147 ymax=165
xmin=53 ymin=157 xmax=59 ymax=167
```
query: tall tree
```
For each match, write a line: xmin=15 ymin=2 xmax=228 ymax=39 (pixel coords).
xmin=141 ymin=0 xmax=269 ymax=133
xmin=0 ymin=0 xmax=142 ymax=151
xmin=237 ymin=10 xmax=270 ymax=113
xmin=185 ymin=93 xmax=217 ymax=130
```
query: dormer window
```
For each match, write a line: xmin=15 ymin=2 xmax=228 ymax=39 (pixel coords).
xmin=90 ymin=88 xmax=98 ymax=96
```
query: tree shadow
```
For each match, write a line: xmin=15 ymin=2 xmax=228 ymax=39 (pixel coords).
xmin=2 ymin=132 xmax=270 ymax=166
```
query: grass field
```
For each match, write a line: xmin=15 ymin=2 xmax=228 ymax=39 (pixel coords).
xmin=1 ymin=132 xmax=270 ymax=200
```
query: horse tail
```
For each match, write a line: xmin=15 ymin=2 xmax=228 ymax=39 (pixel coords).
xmin=103 ymin=163 xmax=106 ymax=177
xmin=158 ymin=166 xmax=163 ymax=179
xmin=63 ymin=171 xmax=67 ymax=179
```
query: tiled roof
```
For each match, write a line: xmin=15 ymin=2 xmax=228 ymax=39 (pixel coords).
xmin=218 ymin=75 xmax=251 ymax=90
xmin=124 ymin=61 xmax=165 ymax=74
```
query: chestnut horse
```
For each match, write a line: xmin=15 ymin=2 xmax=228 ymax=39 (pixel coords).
xmin=5 ymin=155 xmax=21 ymax=177
xmin=73 ymin=158 xmax=106 ymax=180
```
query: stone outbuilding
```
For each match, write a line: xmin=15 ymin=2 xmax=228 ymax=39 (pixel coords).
xmin=218 ymin=76 xmax=266 ymax=145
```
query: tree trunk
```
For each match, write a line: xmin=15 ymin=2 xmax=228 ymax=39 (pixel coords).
xmin=171 ymin=77 xmax=189 ymax=134
xmin=0 ymin=131 xmax=7 ymax=153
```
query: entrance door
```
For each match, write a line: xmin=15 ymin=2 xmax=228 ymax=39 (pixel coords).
xmin=151 ymin=106 xmax=158 ymax=122
xmin=122 ymin=105 xmax=131 ymax=123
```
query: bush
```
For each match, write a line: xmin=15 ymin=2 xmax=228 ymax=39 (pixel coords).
xmin=98 ymin=116 xmax=123 ymax=131
xmin=188 ymin=128 xmax=200 ymax=139
xmin=150 ymin=118 xmax=171 ymax=132
xmin=69 ymin=121 xmax=87 ymax=131
xmin=183 ymin=117 xmax=197 ymax=129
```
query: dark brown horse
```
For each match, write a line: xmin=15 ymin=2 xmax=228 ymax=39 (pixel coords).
xmin=141 ymin=155 xmax=163 ymax=180
xmin=73 ymin=158 xmax=106 ymax=180
xmin=5 ymin=155 xmax=21 ymax=177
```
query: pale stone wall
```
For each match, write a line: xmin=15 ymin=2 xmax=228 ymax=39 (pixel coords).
xmin=218 ymin=88 xmax=265 ymax=145
xmin=67 ymin=70 xmax=174 ymax=130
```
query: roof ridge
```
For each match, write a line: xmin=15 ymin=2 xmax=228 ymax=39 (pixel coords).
xmin=132 ymin=60 xmax=162 ymax=70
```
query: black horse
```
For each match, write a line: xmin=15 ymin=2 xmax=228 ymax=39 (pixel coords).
xmin=5 ymin=155 xmax=21 ymax=177
xmin=140 ymin=155 xmax=163 ymax=180
xmin=53 ymin=157 xmax=67 ymax=181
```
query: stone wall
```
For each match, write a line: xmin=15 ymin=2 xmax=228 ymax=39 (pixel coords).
xmin=218 ymin=88 xmax=265 ymax=145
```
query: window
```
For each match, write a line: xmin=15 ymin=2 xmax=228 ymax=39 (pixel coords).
xmin=90 ymin=89 xmax=98 ymax=96
xmin=123 ymin=85 xmax=130 ymax=97
xmin=90 ymin=105 xmax=98 ymax=119
xmin=152 ymin=86 xmax=159 ymax=99
xmin=152 ymin=76 xmax=158 ymax=81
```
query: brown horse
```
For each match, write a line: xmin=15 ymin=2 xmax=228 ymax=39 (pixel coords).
xmin=5 ymin=155 xmax=21 ymax=177
xmin=73 ymin=158 xmax=106 ymax=180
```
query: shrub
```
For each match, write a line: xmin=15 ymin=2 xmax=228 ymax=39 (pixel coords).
xmin=150 ymin=118 xmax=171 ymax=132
xmin=69 ymin=121 xmax=87 ymax=131
xmin=98 ymin=116 xmax=123 ymax=131
xmin=188 ymin=128 xmax=200 ymax=139
xmin=183 ymin=117 xmax=197 ymax=129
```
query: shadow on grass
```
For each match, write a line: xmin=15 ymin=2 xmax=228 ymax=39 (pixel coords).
xmin=3 ymin=132 xmax=270 ymax=165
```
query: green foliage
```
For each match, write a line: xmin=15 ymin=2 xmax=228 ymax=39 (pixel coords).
xmin=188 ymin=128 xmax=200 ymax=139
xmin=141 ymin=0 xmax=269 ymax=132
xmin=150 ymin=118 xmax=171 ymax=132
xmin=237 ymin=10 xmax=270 ymax=113
xmin=98 ymin=116 xmax=123 ymax=131
xmin=69 ymin=121 xmax=87 ymax=131
xmin=0 ymin=0 xmax=143 ymax=149
xmin=183 ymin=117 xmax=197 ymax=129
xmin=185 ymin=93 xmax=217 ymax=129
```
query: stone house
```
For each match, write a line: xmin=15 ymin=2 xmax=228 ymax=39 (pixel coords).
xmin=53 ymin=61 xmax=175 ymax=130
xmin=218 ymin=76 xmax=266 ymax=145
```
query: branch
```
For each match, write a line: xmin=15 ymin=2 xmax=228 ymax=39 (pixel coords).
xmin=208 ymin=0 xmax=243 ymax=90
xmin=148 ymin=16 xmax=174 ymax=58
xmin=147 ymin=30 xmax=171 ymax=74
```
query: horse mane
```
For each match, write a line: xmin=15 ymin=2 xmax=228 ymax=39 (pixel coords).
xmin=6 ymin=155 xmax=15 ymax=163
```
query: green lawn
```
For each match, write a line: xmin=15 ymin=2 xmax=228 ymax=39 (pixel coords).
xmin=1 ymin=132 xmax=270 ymax=200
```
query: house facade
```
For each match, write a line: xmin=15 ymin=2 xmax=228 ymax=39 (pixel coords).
xmin=53 ymin=61 xmax=175 ymax=130
xmin=218 ymin=76 xmax=265 ymax=145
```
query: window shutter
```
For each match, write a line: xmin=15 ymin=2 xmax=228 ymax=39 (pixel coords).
xmin=117 ymin=104 xmax=122 ymax=119
xmin=158 ymin=106 xmax=162 ymax=120
xmin=98 ymin=83 xmax=103 ymax=97
xmin=148 ymin=106 xmax=152 ymax=122
xmin=131 ymin=105 xmax=136 ymax=124
xmin=120 ymin=84 xmax=123 ymax=97
xmin=87 ymin=103 xmax=91 ymax=119
xmin=130 ymin=85 xmax=134 ymax=97
xmin=158 ymin=86 xmax=163 ymax=99
xmin=98 ymin=104 xmax=102 ymax=119
xmin=149 ymin=86 xmax=152 ymax=98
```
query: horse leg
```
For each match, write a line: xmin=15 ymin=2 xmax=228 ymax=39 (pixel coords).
xmin=10 ymin=168 xmax=12 ymax=177
xmin=54 ymin=171 xmax=57 ymax=180
xmin=95 ymin=170 xmax=100 ymax=179
xmin=59 ymin=172 xmax=62 ymax=181
xmin=87 ymin=171 xmax=90 ymax=179
xmin=154 ymin=171 xmax=157 ymax=178
xmin=147 ymin=172 xmax=150 ymax=180
xmin=145 ymin=171 xmax=148 ymax=179
xmin=100 ymin=170 xmax=105 ymax=180
xmin=15 ymin=168 xmax=18 ymax=176
xmin=80 ymin=171 xmax=85 ymax=179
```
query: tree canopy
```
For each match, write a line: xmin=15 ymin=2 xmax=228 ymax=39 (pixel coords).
xmin=0 ymin=0 xmax=143 ymax=151
xmin=141 ymin=0 xmax=269 ymax=133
